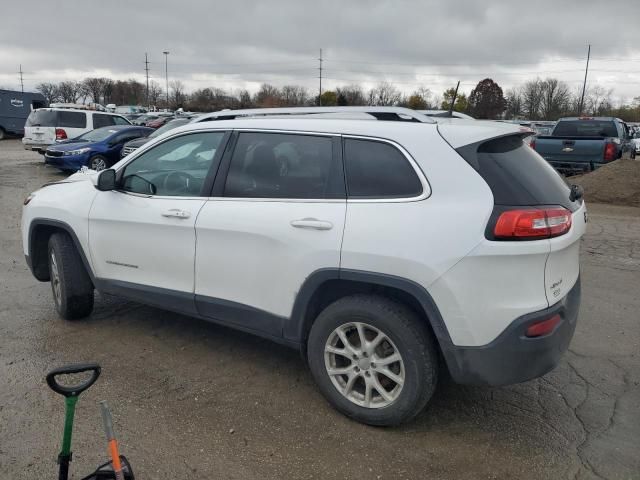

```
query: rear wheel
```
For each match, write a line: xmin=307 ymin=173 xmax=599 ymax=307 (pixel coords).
xmin=89 ymin=155 xmax=108 ymax=171
xmin=307 ymin=294 xmax=438 ymax=426
xmin=48 ymin=233 xmax=94 ymax=320
xmin=0 ymin=128 xmax=6 ymax=140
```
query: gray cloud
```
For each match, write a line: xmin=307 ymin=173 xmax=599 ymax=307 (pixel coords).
xmin=1 ymin=0 xmax=639 ymax=98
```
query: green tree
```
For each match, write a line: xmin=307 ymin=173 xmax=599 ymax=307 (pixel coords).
xmin=440 ymin=88 xmax=468 ymax=112
xmin=319 ymin=90 xmax=337 ymax=106
xmin=467 ymin=78 xmax=506 ymax=119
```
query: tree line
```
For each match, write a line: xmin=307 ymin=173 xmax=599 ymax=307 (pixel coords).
xmin=36 ymin=76 xmax=640 ymax=122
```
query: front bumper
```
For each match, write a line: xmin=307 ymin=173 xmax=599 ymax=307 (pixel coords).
xmin=445 ymin=277 xmax=581 ymax=386
xmin=44 ymin=152 xmax=90 ymax=171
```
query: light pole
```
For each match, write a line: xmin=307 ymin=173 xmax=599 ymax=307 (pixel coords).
xmin=163 ymin=51 xmax=170 ymax=110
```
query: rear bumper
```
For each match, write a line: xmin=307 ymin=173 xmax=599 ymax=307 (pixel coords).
xmin=546 ymin=160 xmax=596 ymax=174
xmin=445 ymin=276 xmax=581 ymax=386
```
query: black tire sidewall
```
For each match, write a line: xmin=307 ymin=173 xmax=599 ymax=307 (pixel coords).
xmin=307 ymin=295 xmax=437 ymax=426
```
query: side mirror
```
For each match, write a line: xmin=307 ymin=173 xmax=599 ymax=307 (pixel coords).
xmin=96 ymin=169 xmax=116 ymax=191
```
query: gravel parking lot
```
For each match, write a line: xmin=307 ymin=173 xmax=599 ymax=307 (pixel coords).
xmin=1 ymin=139 xmax=638 ymax=480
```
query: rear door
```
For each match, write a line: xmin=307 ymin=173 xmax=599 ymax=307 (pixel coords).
xmin=24 ymin=109 xmax=57 ymax=146
xmin=194 ymin=130 xmax=346 ymax=337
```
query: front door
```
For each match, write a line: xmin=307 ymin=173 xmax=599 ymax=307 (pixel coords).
xmin=88 ymin=130 xmax=229 ymax=308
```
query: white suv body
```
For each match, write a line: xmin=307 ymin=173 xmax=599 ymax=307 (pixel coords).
xmin=22 ymin=108 xmax=131 ymax=152
xmin=22 ymin=107 xmax=585 ymax=425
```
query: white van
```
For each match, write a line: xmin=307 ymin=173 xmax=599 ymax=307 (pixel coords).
xmin=22 ymin=108 xmax=131 ymax=153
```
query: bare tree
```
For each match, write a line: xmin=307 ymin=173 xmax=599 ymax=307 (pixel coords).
xmin=585 ymin=85 xmax=613 ymax=116
xmin=336 ymin=85 xmax=367 ymax=106
xmin=170 ymin=80 xmax=186 ymax=108
xmin=521 ymin=79 xmax=544 ymax=120
xmin=56 ymin=81 xmax=84 ymax=103
xmin=237 ymin=89 xmax=253 ymax=108
xmin=368 ymin=82 xmax=402 ymax=106
xmin=540 ymin=78 xmax=571 ymax=120
xmin=505 ymin=87 xmax=523 ymax=119
xmin=254 ymin=84 xmax=282 ymax=107
xmin=36 ymin=82 xmax=61 ymax=105
xmin=148 ymin=81 xmax=163 ymax=107
xmin=280 ymin=85 xmax=308 ymax=106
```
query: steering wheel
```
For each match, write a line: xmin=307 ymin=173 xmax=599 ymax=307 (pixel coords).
xmin=161 ymin=171 xmax=196 ymax=195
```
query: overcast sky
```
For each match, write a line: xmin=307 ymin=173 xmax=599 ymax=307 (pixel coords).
xmin=1 ymin=0 xmax=639 ymax=102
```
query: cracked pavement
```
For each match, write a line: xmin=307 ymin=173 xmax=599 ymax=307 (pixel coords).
xmin=0 ymin=140 xmax=638 ymax=479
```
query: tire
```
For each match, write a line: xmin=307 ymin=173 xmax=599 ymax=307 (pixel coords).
xmin=89 ymin=155 xmax=108 ymax=171
xmin=0 ymin=128 xmax=5 ymax=141
xmin=307 ymin=294 xmax=438 ymax=426
xmin=48 ymin=233 xmax=94 ymax=320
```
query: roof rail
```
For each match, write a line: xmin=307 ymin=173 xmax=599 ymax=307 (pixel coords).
xmin=195 ymin=106 xmax=436 ymax=124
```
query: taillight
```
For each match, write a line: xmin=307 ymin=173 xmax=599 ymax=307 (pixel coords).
xmin=603 ymin=142 xmax=616 ymax=162
xmin=529 ymin=138 xmax=536 ymax=149
xmin=494 ymin=207 xmax=572 ymax=240
xmin=526 ymin=314 xmax=561 ymax=337
xmin=55 ymin=128 xmax=67 ymax=140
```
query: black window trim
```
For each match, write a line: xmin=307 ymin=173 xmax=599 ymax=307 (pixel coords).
xmin=212 ymin=128 xmax=347 ymax=202
xmin=341 ymin=134 xmax=430 ymax=203
xmin=113 ymin=129 xmax=232 ymax=199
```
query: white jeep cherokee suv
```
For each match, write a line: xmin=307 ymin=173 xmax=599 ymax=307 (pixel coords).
xmin=22 ymin=107 xmax=585 ymax=426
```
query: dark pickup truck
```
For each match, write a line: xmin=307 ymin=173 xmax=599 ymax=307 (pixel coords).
xmin=533 ymin=117 xmax=635 ymax=174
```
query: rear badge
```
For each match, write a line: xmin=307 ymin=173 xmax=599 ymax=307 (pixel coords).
xmin=562 ymin=147 xmax=574 ymax=152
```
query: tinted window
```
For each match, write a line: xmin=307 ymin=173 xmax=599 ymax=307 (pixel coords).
xmin=224 ymin=132 xmax=342 ymax=199
xmin=121 ymin=132 xmax=224 ymax=197
xmin=458 ymin=135 xmax=578 ymax=211
xmin=344 ymin=139 xmax=422 ymax=198
xmin=25 ymin=110 xmax=57 ymax=127
xmin=78 ymin=127 xmax=119 ymax=142
xmin=113 ymin=116 xmax=131 ymax=125
xmin=552 ymin=120 xmax=618 ymax=138
xmin=58 ymin=111 xmax=86 ymax=129
xmin=92 ymin=113 xmax=115 ymax=128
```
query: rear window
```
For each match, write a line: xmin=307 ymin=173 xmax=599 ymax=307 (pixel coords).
xmin=25 ymin=110 xmax=57 ymax=127
xmin=552 ymin=120 xmax=618 ymax=138
xmin=58 ymin=111 xmax=87 ymax=129
xmin=458 ymin=135 xmax=579 ymax=211
xmin=344 ymin=139 xmax=423 ymax=198
xmin=92 ymin=113 xmax=115 ymax=128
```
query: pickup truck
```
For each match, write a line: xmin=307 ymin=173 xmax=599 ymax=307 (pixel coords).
xmin=532 ymin=117 xmax=635 ymax=174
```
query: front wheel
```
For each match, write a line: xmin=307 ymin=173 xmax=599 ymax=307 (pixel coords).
xmin=48 ymin=233 xmax=94 ymax=320
xmin=307 ymin=294 xmax=439 ymax=426
xmin=89 ymin=155 xmax=108 ymax=171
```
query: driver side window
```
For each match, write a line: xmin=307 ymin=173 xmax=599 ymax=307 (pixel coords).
xmin=121 ymin=131 xmax=225 ymax=197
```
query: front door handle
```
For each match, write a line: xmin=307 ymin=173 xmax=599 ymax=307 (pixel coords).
xmin=161 ymin=209 xmax=191 ymax=219
xmin=290 ymin=218 xmax=333 ymax=230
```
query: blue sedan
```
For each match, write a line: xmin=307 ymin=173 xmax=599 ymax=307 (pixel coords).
xmin=44 ymin=125 xmax=153 ymax=172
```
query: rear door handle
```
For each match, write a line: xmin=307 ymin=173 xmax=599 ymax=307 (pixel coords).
xmin=290 ymin=218 xmax=333 ymax=230
xmin=161 ymin=209 xmax=191 ymax=219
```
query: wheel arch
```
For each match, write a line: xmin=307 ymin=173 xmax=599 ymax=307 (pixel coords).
xmin=28 ymin=219 xmax=95 ymax=283
xmin=287 ymin=269 xmax=456 ymax=366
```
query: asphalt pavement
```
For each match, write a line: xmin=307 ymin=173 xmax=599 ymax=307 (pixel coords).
xmin=0 ymin=139 xmax=638 ymax=479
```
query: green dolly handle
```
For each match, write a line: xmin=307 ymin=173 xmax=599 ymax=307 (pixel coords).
xmin=46 ymin=363 xmax=101 ymax=480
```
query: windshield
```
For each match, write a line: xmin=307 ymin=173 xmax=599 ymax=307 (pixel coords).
xmin=25 ymin=110 xmax=57 ymax=127
xmin=149 ymin=119 xmax=190 ymax=138
xmin=77 ymin=127 xmax=119 ymax=142
xmin=553 ymin=120 xmax=618 ymax=137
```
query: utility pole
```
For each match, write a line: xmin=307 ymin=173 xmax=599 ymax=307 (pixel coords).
xmin=144 ymin=53 xmax=150 ymax=108
xmin=163 ymin=51 xmax=170 ymax=110
xmin=18 ymin=64 xmax=24 ymax=93
xmin=318 ymin=48 xmax=323 ymax=106
xmin=578 ymin=44 xmax=591 ymax=115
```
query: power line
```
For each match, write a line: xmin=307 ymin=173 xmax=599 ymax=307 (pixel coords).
xmin=144 ymin=53 xmax=150 ymax=107
xmin=318 ymin=48 xmax=323 ymax=105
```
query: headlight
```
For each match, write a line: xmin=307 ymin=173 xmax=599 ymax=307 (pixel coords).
xmin=64 ymin=147 xmax=91 ymax=156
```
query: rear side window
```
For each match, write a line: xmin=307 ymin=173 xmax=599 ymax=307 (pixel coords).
xmin=25 ymin=110 xmax=57 ymax=127
xmin=552 ymin=120 xmax=618 ymax=138
xmin=58 ymin=111 xmax=87 ymax=129
xmin=113 ymin=116 xmax=131 ymax=125
xmin=224 ymin=132 xmax=343 ymax=199
xmin=92 ymin=113 xmax=115 ymax=128
xmin=457 ymin=135 xmax=579 ymax=211
xmin=344 ymin=138 xmax=423 ymax=198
